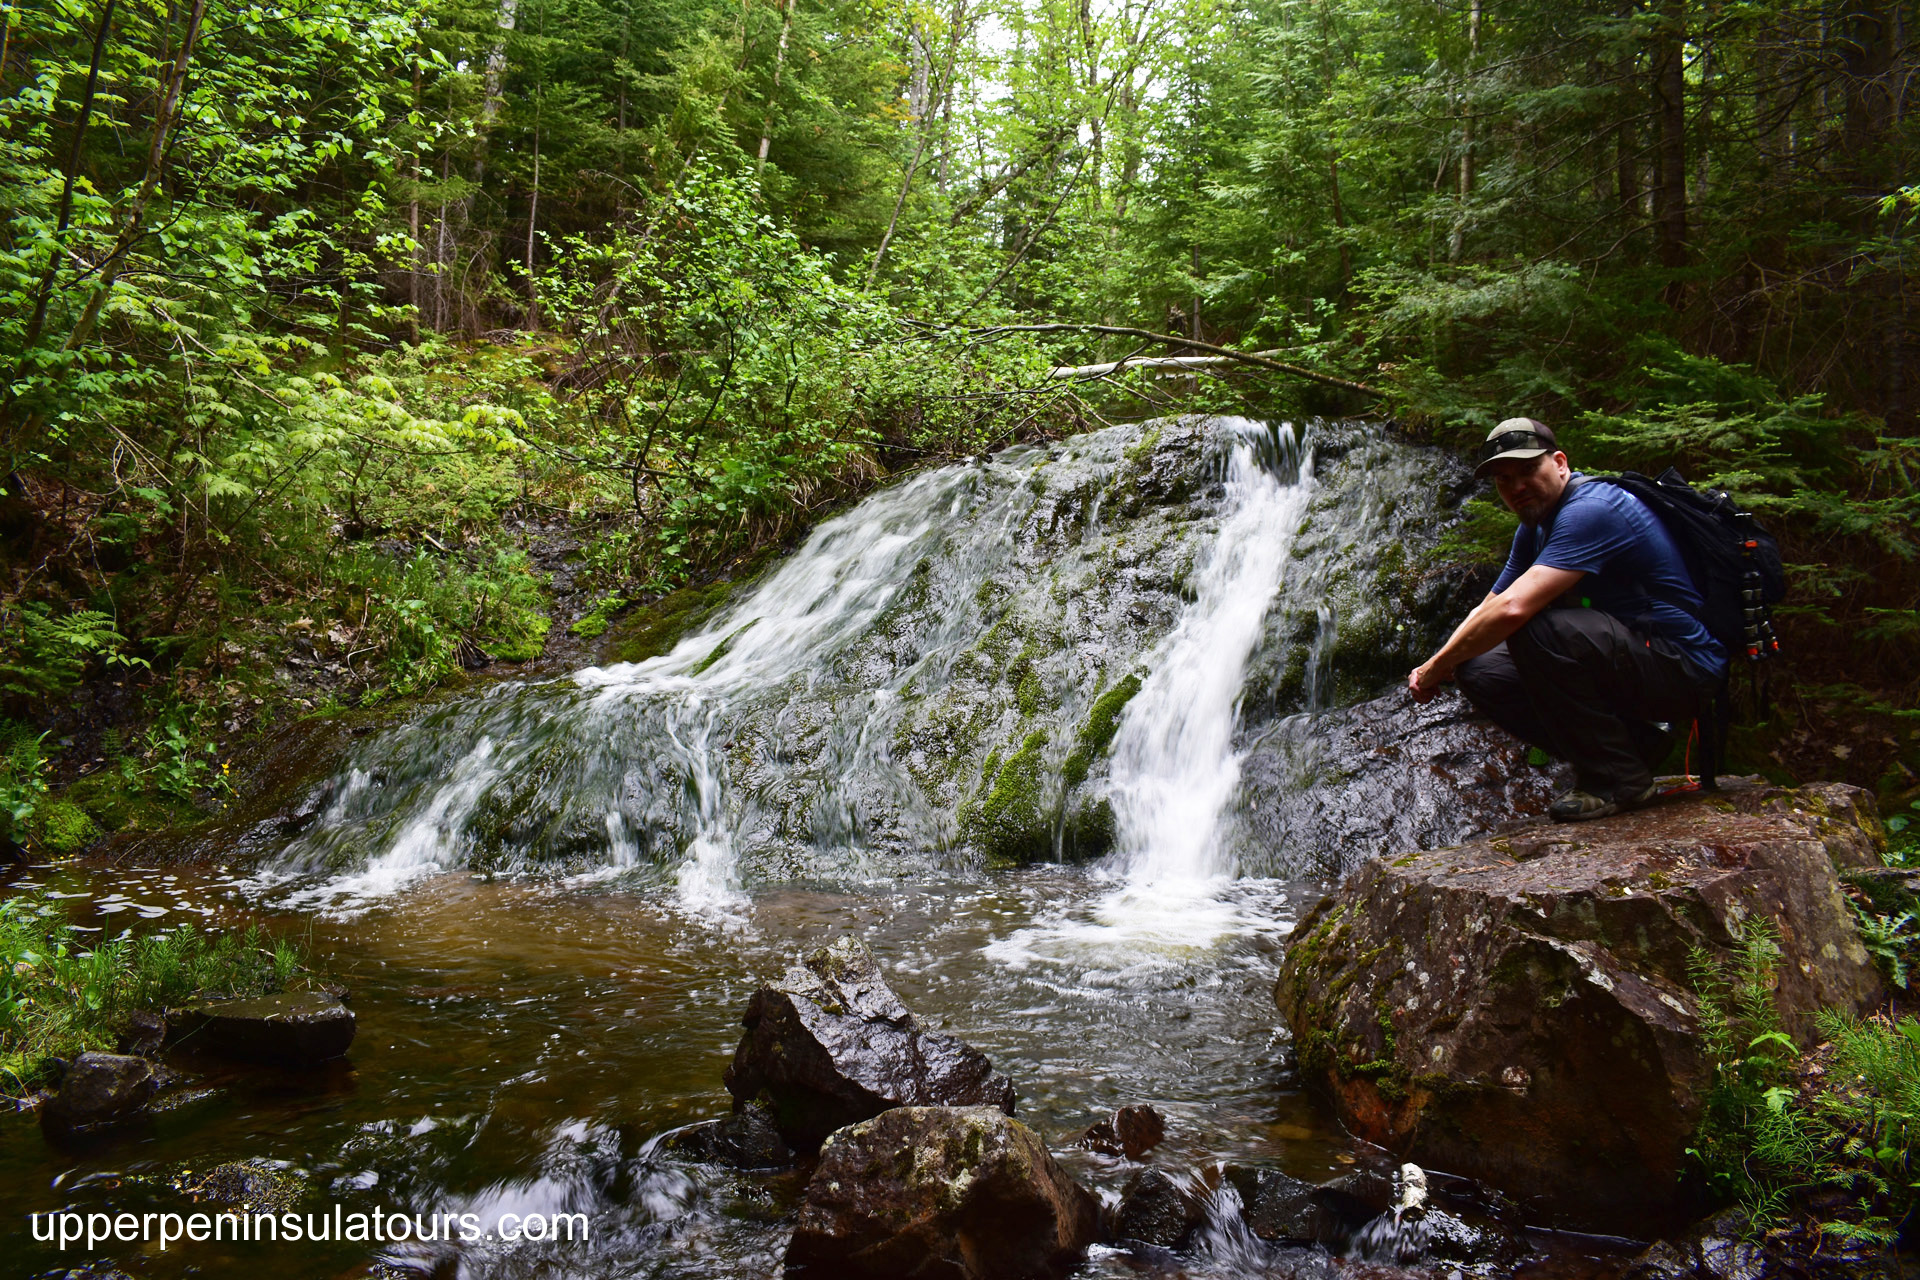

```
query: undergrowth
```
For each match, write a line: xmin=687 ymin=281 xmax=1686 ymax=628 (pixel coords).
xmin=1689 ymin=922 xmax=1920 ymax=1243
xmin=0 ymin=892 xmax=309 ymax=1097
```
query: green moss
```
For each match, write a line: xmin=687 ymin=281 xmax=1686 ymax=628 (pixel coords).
xmin=569 ymin=593 xmax=631 ymax=638
xmin=483 ymin=613 xmax=551 ymax=661
xmin=1014 ymin=668 xmax=1044 ymax=717
xmin=1062 ymin=672 xmax=1143 ymax=786
xmin=1124 ymin=423 xmax=1163 ymax=464
xmin=33 ymin=800 xmax=97 ymax=854
xmin=602 ymin=580 xmax=738 ymax=664
xmin=960 ymin=730 xmax=1053 ymax=868
xmin=690 ymin=619 xmax=758 ymax=675
xmin=61 ymin=771 xmax=202 ymax=835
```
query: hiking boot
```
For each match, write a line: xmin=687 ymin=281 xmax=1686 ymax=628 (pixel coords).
xmin=1549 ymin=789 xmax=1618 ymax=822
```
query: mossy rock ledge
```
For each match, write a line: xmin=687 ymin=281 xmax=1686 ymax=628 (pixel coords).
xmin=1275 ymin=779 xmax=1888 ymax=1233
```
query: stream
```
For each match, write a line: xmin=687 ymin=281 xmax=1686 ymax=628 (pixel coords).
xmin=5 ymin=417 xmax=1623 ymax=1277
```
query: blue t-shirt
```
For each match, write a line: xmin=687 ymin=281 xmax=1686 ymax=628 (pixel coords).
xmin=1493 ymin=476 xmax=1728 ymax=677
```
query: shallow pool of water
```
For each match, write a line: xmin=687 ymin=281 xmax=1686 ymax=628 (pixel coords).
xmin=4 ymin=859 xmax=1385 ymax=1278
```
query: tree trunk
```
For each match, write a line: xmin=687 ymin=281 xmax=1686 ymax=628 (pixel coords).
xmin=409 ymin=51 xmax=422 ymax=344
xmin=525 ymin=123 xmax=541 ymax=329
xmin=60 ymin=0 xmax=209 ymax=353
xmin=1449 ymin=0 xmax=1481 ymax=261
xmin=1650 ymin=0 xmax=1688 ymax=288
xmin=21 ymin=0 xmax=117 ymax=353
xmin=756 ymin=0 xmax=793 ymax=177
xmin=473 ymin=0 xmax=519 ymax=185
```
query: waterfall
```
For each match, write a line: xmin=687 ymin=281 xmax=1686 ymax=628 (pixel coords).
xmin=1107 ymin=421 xmax=1309 ymax=883
xmin=1009 ymin=420 xmax=1312 ymax=958
xmin=257 ymin=415 xmax=1450 ymax=921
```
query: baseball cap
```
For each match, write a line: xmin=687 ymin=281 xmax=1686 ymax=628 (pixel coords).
xmin=1473 ymin=417 xmax=1559 ymax=479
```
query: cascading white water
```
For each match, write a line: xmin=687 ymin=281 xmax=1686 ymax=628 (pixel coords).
xmin=1081 ymin=421 xmax=1311 ymax=947
xmin=1108 ymin=421 xmax=1310 ymax=883
xmin=264 ymin=414 xmax=1445 ymax=930
xmin=272 ymin=451 xmax=1045 ymax=918
xmin=987 ymin=420 xmax=1312 ymax=967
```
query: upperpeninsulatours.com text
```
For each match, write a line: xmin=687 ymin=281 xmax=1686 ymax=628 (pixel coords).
xmin=30 ymin=1206 xmax=590 ymax=1250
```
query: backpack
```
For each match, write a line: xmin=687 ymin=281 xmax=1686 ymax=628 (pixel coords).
xmin=1592 ymin=467 xmax=1786 ymax=787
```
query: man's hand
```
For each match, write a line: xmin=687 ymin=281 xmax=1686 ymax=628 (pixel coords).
xmin=1407 ymin=660 xmax=1450 ymax=703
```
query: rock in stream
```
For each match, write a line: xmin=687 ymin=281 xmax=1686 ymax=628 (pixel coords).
xmin=1276 ymin=780 xmax=1888 ymax=1231
xmin=725 ymin=936 xmax=1016 ymax=1151
xmin=785 ymin=1105 xmax=1099 ymax=1280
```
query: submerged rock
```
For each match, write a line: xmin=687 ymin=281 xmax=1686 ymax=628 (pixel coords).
xmin=41 ymin=1052 xmax=155 ymax=1136
xmin=659 ymin=1101 xmax=792 ymax=1169
xmin=784 ymin=1105 xmax=1099 ymax=1280
xmin=178 ymin=1161 xmax=304 ymax=1212
xmin=724 ymin=937 xmax=1016 ymax=1151
xmin=1078 ymin=1103 xmax=1166 ymax=1160
xmin=168 ymin=989 xmax=356 ymax=1063
xmin=1276 ymin=781 xmax=1887 ymax=1231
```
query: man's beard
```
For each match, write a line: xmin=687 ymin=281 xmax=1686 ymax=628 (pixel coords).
xmin=1513 ymin=495 xmax=1555 ymax=525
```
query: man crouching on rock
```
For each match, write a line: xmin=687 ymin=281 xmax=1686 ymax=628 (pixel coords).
xmin=1407 ymin=418 xmax=1727 ymax=822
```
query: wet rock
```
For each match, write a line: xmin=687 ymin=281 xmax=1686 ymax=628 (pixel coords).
xmin=1276 ymin=781 xmax=1888 ymax=1231
xmin=41 ymin=1052 xmax=155 ymax=1136
xmin=1314 ymin=1164 xmax=1397 ymax=1223
xmin=1112 ymin=1168 xmax=1205 ymax=1246
xmin=1221 ymin=1166 xmax=1334 ymax=1243
xmin=1422 ymin=1207 xmax=1522 ymax=1269
xmin=1079 ymin=1103 xmax=1166 ymax=1160
xmin=168 ymin=989 xmax=356 ymax=1063
xmin=1237 ymin=691 xmax=1561 ymax=881
xmin=1623 ymin=1240 xmax=1699 ymax=1279
xmin=659 ymin=1101 xmax=792 ymax=1169
xmin=113 ymin=1008 xmax=166 ymax=1058
xmin=724 ymin=937 xmax=1016 ymax=1151
xmin=785 ymin=1105 xmax=1099 ymax=1280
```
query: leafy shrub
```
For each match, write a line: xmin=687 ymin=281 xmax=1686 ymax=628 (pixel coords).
xmin=0 ymin=722 xmax=49 ymax=844
xmin=1813 ymin=1011 xmax=1920 ymax=1242
xmin=1855 ymin=907 xmax=1920 ymax=991
xmin=1690 ymin=920 xmax=1920 ymax=1243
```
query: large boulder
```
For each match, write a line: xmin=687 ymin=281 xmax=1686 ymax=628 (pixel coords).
xmin=724 ymin=937 xmax=1016 ymax=1150
xmin=41 ymin=1052 xmax=156 ymax=1137
xmin=1275 ymin=781 xmax=1887 ymax=1231
xmin=168 ymin=989 xmax=355 ymax=1063
xmin=784 ymin=1105 xmax=1099 ymax=1280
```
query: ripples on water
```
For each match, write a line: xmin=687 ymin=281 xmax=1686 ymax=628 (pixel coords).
xmin=4 ymin=861 xmax=1341 ymax=1278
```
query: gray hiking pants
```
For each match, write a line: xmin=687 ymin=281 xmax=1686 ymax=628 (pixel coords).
xmin=1455 ymin=607 xmax=1711 ymax=799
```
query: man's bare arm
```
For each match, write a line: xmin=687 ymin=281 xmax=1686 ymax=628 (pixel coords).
xmin=1407 ymin=564 xmax=1585 ymax=702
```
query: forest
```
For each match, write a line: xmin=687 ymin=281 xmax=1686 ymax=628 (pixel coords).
xmin=0 ymin=0 xmax=1915 ymax=820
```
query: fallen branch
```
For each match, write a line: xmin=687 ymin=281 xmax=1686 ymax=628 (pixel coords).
xmin=966 ymin=322 xmax=1382 ymax=398
xmin=1048 ymin=349 xmax=1292 ymax=379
